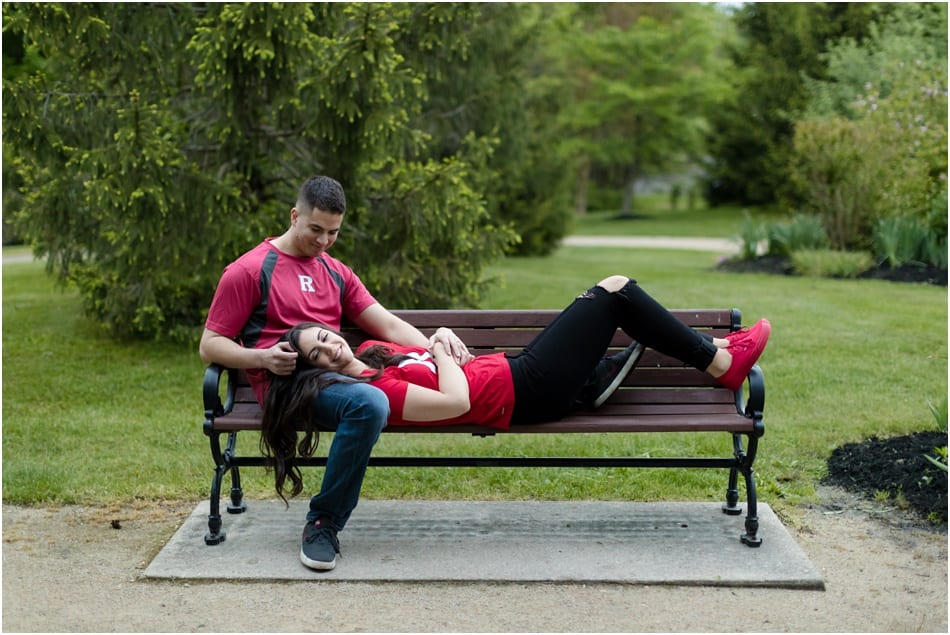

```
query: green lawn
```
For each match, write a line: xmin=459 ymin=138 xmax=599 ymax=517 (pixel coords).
xmin=570 ymin=196 xmax=784 ymax=238
xmin=3 ymin=244 xmax=946 ymax=517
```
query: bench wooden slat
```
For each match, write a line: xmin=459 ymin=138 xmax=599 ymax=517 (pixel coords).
xmin=374 ymin=308 xmax=738 ymax=329
xmin=213 ymin=399 xmax=747 ymax=432
xmin=211 ymin=410 xmax=753 ymax=434
xmin=233 ymin=380 xmax=731 ymax=404
xmin=598 ymin=390 xmax=739 ymax=408
xmin=371 ymin=330 xmax=733 ymax=350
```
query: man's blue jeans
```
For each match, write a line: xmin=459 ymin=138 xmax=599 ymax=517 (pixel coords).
xmin=306 ymin=376 xmax=389 ymax=530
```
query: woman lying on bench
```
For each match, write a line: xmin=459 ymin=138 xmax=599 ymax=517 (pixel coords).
xmin=261 ymin=276 xmax=770 ymax=482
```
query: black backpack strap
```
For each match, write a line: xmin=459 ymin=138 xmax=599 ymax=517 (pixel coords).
xmin=239 ymin=253 xmax=346 ymax=347
xmin=317 ymin=256 xmax=346 ymax=305
xmin=239 ymin=250 xmax=279 ymax=348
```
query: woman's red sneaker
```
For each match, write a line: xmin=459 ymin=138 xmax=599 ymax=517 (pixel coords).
xmin=717 ymin=319 xmax=771 ymax=391
xmin=723 ymin=318 xmax=769 ymax=346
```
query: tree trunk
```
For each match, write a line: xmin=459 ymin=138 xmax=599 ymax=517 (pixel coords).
xmin=618 ymin=163 xmax=638 ymax=218
xmin=574 ymin=159 xmax=590 ymax=215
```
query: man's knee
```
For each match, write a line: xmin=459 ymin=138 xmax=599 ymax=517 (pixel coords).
xmin=315 ymin=380 xmax=389 ymax=434
xmin=355 ymin=383 xmax=389 ymax=420
xmin=341 ymin=382 xmax=389 ymax=432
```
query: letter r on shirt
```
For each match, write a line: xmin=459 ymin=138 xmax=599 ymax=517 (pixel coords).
xmin=298 ymin=275 xmax=315 ymax=293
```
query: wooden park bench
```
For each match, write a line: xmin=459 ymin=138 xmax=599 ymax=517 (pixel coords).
xmin=202 ymin=309 xmax=766 ymax=547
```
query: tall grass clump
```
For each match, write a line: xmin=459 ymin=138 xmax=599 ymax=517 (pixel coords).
xmin=873 ymin=216 xmax=948 ymax=269
xmin=735 ymin=210 xmax=768 ymax=260
xmin=767 ymin=213 xmax=830 ymax=258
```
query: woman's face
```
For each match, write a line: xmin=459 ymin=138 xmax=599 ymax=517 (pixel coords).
xmin=295 ymin=326 xmax=353 ymax=372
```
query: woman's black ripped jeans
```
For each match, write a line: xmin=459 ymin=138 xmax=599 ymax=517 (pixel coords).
xmin=508 ymin=280 xmax=718 ymax=425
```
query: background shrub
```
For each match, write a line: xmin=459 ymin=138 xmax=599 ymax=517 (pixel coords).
xmin=791 ymin=249 xmax=874 ymax=278
xmin=788 ymin=118 xmax=889 ymax=251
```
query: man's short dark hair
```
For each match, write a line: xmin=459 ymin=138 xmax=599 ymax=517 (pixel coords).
xmin=297 ymin=176 xmax=346 ymax=214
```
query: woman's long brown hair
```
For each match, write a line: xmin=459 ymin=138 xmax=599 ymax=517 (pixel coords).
xmin=259 ymin=322 xmax=409 ymax=504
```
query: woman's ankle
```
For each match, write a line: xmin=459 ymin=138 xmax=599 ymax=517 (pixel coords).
xmin=705 ymin=348 xmax=731 ymax=378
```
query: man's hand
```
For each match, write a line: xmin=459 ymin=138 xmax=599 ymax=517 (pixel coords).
xmin=428 ymin=327 xmax=475 ymax=366
xmin=262 ymin=341 xmax=299 ymax=375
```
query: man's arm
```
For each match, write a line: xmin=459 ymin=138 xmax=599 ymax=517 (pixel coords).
xmin=199 ymin=328 xmax=299 ymax=376
xmin=352 ymin=304 xmax=474 ymax=364
xmin=351 ymin=303 xmax=429 ymax=347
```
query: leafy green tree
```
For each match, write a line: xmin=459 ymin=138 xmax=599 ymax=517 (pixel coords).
xmin=549 ymin=3 xmax=732 ymax=217
xmin=788 ymin=3 xmax=947 ymax=254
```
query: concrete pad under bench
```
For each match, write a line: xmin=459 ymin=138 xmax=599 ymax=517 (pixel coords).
xmin=145 ymin=500 xmax=823 ymax=589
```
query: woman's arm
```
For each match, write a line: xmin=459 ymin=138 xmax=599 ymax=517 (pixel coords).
xmin=399 ymin=345 xmax=472 ymax=422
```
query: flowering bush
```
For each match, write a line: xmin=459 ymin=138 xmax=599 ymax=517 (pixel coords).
xmin=789 ymin=57 xmax=946 ymax=260
xmin=788 ymin=5 xmax=946 ymax=264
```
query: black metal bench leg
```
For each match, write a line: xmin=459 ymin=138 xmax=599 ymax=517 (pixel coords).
xmin=722 ymin=466 xmax=742 ymax=515
xmin=205 ymin=464 xmax=227 ymax=545
xmin=740 ymin=467 xmax=762 ymax=547
xmin=227 ymin=465 xmax=247 ymax=514
xmin=722 ymin=434 xmax=743 ymax=515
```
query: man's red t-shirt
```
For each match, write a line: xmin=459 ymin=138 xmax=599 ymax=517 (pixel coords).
xmin=205 ymin=239 xmax=377 ymax=404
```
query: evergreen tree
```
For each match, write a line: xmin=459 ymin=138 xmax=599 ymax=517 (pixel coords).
xmin=3 ymin=3 xmax=531 ymax=340
xmin=704 ymin=2 xmax=880 ymax=206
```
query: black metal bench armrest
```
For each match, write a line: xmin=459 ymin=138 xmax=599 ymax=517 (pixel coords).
xmin=203 ymin=363 xmax=236 ymax=428
xmin=734 ymin=364 xmax=765 ymax=434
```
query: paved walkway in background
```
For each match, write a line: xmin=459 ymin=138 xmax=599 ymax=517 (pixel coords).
xmin=2 ymin=251 xmax=35 ymax=264
xmin=563 ymin=235 xmax=737 ymax=253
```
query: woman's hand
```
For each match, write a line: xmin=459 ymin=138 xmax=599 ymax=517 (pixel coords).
xmin=428 ymin=327 xmax=475 ymax=366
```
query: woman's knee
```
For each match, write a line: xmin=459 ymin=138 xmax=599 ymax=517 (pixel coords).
xmin=596 ymin=275 xmax=630 ymax=293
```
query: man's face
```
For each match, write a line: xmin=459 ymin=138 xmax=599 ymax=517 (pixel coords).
xmin=289 ymin=207 xmax=342 ymax=258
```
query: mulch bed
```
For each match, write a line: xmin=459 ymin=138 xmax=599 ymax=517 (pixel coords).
xmin=716 ymin=256 xmax=947 ymax=286
xmin=823 ymin=431 xmax=948 ymax=523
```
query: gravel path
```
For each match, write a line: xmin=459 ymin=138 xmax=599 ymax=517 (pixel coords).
xmin=2 ymin=487 xmax=946 ymax=633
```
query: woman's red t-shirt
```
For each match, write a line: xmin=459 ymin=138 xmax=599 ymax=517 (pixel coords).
xmin=356 ymin=341 xmax=515 ymax=430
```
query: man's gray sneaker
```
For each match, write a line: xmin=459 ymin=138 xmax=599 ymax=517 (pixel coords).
xmin=577 ymin=341 xmax=645 ymax=408
xmin=300 ymin=518 xmax=340 ymax=571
